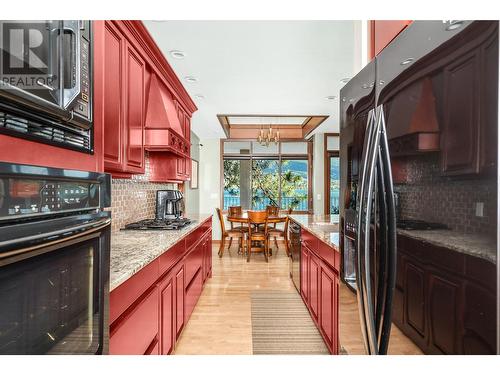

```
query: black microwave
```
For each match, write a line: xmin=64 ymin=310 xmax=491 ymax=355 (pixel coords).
xmin=0 ymin=20 xmax=93 ymax=153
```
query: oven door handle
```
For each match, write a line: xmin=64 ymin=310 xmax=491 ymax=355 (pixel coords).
xmin=0 ymin=217 xmax=111 ymax=261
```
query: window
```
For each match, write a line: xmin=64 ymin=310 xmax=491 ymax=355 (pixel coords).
xmin=222 ymin=141 xmax=311 ymax=212
xmin=325 ymin=134 xmax=340 ymax=219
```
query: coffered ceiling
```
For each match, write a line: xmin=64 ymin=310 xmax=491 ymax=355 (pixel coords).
xmin=144 ymin=21 xmax=362 ymax=139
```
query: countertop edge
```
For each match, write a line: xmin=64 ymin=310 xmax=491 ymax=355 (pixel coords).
xmin=110 ymin=214 xmax=213 ymax=291
xmin=288 ymin=215 xmax=340 ymax=251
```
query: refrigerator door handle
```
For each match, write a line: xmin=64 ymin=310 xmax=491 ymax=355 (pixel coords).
xmin=356 ymin=108 xmax=379 ymax=354
xmin=376 ymin=105 xmax=397 ymax=354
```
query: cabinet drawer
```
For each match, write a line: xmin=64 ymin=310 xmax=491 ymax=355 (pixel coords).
xmin=110 ymin=287 xmax=159 ymax=354
xmin=318 ymin=241 xmax=339 ymax=272
xmin=185 ymin=269 xmax=203 ymax=322
xmin=301 ymin=228 xmax=318 ymax=254
xmin=159 ymin=239 xmax=186 ymax=276
xmin=110 ymin=258 xmax=159 ymax=324
xmin=185 ymin=243 xmax=203 ymax=285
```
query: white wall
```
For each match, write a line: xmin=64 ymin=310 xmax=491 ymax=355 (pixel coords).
xmin=198 ymin=138 xmax=223 ymax=239
xmin=184 ymin=131 xmax=200 ymax=214
xmin=312 ymin=133 xmax=325 ymax=215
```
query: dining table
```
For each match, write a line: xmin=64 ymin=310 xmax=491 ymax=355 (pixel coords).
xmin=226 ymin=211 xmax=288 ymax=225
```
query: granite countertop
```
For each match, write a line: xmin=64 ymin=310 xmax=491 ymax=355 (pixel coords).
xmin=397 ymin=228 xmax=497 ymax=264
xmin=110 ymin=213 xmax=212 ymax=291
xmin=288 ymin=214 xmax=340 ymax=249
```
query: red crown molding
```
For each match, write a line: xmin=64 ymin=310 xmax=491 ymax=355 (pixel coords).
xmin=116 ymin=20 xmax=198 ymax=116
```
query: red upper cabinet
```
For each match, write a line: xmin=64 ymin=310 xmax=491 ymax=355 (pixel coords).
xmin=102 ymin=21 xmax=124 ymax=172
xmin=101 ymin=21 xmax=145 ymax=177
xmin=369 ymin=21 xmax=412 ymax=59
xmin=124 ymin=43 xmax=146 ymax=173
xmin=96 ymin=20 xmax=196 ymax=179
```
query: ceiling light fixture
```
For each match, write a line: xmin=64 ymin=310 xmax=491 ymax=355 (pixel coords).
xmin=445 ymin=20 xmax=464 ymax=31
xmin=257 ymin=121 xmax=279 ymax=147
xmin=340 ymin=78 xmax=351 ymax=84
xmin=170 ymin=50 xmax=186 ymax=59
xmin=184 ymin=76 xmax=198 ymax=83
xmin=325 ymin=95 xmax=337 ymax=100
xmin=400 ymin=58 xmax=414 ymax=66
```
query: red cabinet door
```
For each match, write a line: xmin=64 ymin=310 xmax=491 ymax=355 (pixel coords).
xmin=308 ymin=251 xmax=320 ymax=322
xmin=175 ymin=266 xmax=185 ymax=339
xmin=300 ymin=245 xmax=309 ymax=303
xmin=160 ymin=277 xmax=174 ymax=355
xmin=103 ymin=21 xmax=125 ymax=171
xmin=124 ymin=42 xmax=145 ymax=173
xmin=320 ymin=263 xmax=339 ymax=354
xmin=110 ymin=287 xmax=159 ymax=355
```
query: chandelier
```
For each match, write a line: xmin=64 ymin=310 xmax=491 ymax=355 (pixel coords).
xmin=257 ymin=125 xmax=280 ymax=146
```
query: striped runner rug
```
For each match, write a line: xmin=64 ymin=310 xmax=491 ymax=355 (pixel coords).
xmin=250 ymin=290 xmax=329 ymax=354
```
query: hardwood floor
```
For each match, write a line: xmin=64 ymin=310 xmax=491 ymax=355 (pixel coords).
xmin=175 ymin=242 xmax=422 ymax=355
xmin=174 ymin=242 xmax=294 ymax=354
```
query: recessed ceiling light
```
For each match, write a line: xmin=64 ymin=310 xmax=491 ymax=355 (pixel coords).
xmin=325 ymin=95 xmax=337 ymax=100
xmin=194 ymin=94 xmax=205 ymax=99
xmin=400 ymin=58 xmax=414 ymax=66
xmin=445 ymin=21 xmax=464 ymax=31
xmin=340 ymin=78 xmax=351 ymax=84
xmin=170 ymin=50 xmax=186 ymax=59
xmin=184 ymin=76 xmax=198 ymax=83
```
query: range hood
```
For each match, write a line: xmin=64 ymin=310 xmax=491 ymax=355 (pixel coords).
xmin=145 ymin=74 xmax=187 ymax=154
xmin=387 ymin=78 xmax=440 ymax=156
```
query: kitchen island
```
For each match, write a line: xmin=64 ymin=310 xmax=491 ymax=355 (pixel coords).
xmin=109 ymin=214 xmax=213 ymax=355
xmin=288 ymin=214 xmax=340 ymax=354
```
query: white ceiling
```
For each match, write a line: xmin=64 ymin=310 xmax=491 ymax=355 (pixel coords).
xmin=144 ymin=21 xmax=361 ymax=139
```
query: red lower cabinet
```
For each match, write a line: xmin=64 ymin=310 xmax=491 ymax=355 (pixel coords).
xmin=299 ymin=228 xmax=340 ymax=354
xmin=308 ymin=251 xmax=321 ymax=323
xmin=175 ymin=266 xmax=185 ymax=339
xmin=300 ymin=246 xmax=310 ymax=303
xmin=109 ymin=217 xmax=213 ymax=355
xmin=160 ymin=275 xmax=175 ymax=355
xmin=185 ymin=269 xmax=203 ymax=322
xmin=320 ymin=262 xmax=339 ymax=354
xmin=110 ymin=287 xmax=159 ymax=355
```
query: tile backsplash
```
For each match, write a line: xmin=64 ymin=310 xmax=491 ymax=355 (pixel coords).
xmin=108 ymin=153 xmax=177 ymax=231
xmin=394 ymin=154 xmax=497 ymax=236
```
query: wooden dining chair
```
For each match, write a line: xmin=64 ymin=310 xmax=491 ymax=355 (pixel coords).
xmin=216 ymin=208 xmax=244 ymax=258
xmin=246 ymin=210 xmax=270 ymax=262
xmin=267 ymin=216 xmax=290 ymax=256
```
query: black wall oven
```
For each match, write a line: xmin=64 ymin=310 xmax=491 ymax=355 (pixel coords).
xmin=0 ymin=162 xmax=110 ymax=354
xmin=0 ymin=21 xmax=93 ymax=153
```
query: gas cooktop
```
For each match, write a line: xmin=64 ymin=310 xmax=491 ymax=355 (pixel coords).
xmin=122 ymin=218 xmax=193 ymax=231
xmin=396 ymin=219 xmax=448 ymax=231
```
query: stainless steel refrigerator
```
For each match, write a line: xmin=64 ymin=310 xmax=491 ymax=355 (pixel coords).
xmin=339 ymin=21 xmax=498 ymax=355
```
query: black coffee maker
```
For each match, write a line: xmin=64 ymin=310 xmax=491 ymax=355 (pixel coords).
xmin=156 ymin=190 xmax=184 ymax=220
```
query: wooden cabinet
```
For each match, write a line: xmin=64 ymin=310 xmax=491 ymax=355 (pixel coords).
xmin=102 ymin=21 xmax=125 ymax=172
xmin=299 ymin=227 xmax=340 ymax=354
xmin=319 ymin=262 xmax=339 ymax=354
xmin=109 ymin=217 xmax=212 ymax=355
xmin=97 ymin=21 xmax=196 ymax=179
xmin=393 ymin=233 xmax=497 ymax=355
xmin=308 ymin=250 xmax=320 ymax=323
xmin=110 ymin=287 xmax=159 ymax=355
xmin=300 ymin=245 xmax=309 ymax=303
xmin=160 ymin=275 xmax=175 ymax=355
xmin=440 ymin=24 xmax=498 ymax=176
xmin=175 ymin=266 xmax=185 ymax=339
xmin=441 ymin=50 xmax=481 ymax=175
xmin=124 ymin=43 xmax=145 ymax=172
xmin=102 ymin=21 xmax=145 ymax=177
